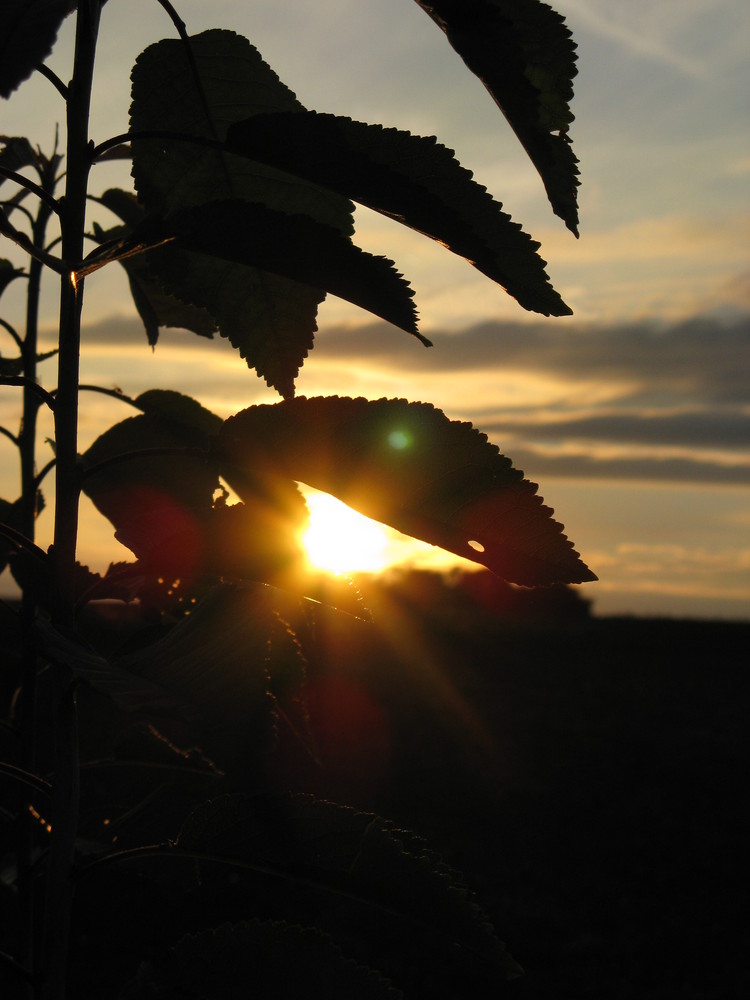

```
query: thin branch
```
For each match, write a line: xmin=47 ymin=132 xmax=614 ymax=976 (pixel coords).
xmin=0 ymin=950 xmax=34 ymax=987
xmin=0 ymin=760 xmax=53 ymax=797
xmin=36 ymin=63 xmax=69 ymax=100
xmin=1 ymin=200 xmax=36 ymax=229
xmin=91 ymin=129 xmax=220 ymax=163
xmin=0 ymin=167 xmax=61 ymax=217
xmin=0 ymin=522 xmax=48 ymax=562
xmin=0 ymin=216 xmax=67 ymax=275
xmin=0 ymin=377 xmax=56 ymax=411
xmin=34 ymin=458 xmax=57 ymax=490
xmin=75 ymin=234 xmax=175 ymax=277
xmin=154 ymin=0 xmax=188 ymax=35
xmin=153 ymin=0 xmax=223 ymax=146
xmin=0 ymin=425 xmax=19 ymax=446
xmin=0 ymin=717 xmax=19 ymax=738
xmin=80 ymin=759 xmax=221 ymax=780
xmin=78 ymin=384 xmax=137 ymax=407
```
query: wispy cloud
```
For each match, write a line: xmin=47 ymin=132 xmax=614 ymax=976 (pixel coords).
xmin=486 ymin=412 xmax=750 ymax=452
xmin=592 ymin=541 xmax=750 ymax=605
xmin=58 ymin=311 xmax=750 ymax=491
xmin=562 ymin=0 xmax=710 ymax=78
xmin=305 ymin=312 xmax=750 ymax=402
xmin=505 ymin=449 xmax=750 ymax=488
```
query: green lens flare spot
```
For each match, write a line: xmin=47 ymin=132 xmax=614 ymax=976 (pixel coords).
xmin=387 ymin=430 xmax=411 ymax=450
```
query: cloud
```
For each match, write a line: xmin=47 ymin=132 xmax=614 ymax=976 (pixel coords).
xmin=301 ymin=311 xmax=750 ymax=487
xmin=719 ymin=270 xmax=750 ymax=312
xmin=46 ymin=310 xmax=750 ymax=490
xmin=503 ymin=448 xmax=750 ymax=488
xmin=592 ymin=540 xmax=750 ymax=603
xmin=309 ymin=312 xmax=750 ymax=402
xmin=562 ymin=0 xmax=711 ymax=78
xmin=484 ymin=411 xmax=750 ymax=452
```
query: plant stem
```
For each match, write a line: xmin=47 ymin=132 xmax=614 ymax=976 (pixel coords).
xmin=43 ymin=5 xmax=102 ymax=998
xmin=40 ymin=684 xmax=80 ymax=1000
xmin=53 ymin=0 xmax=101 ymax=623
xmin=0 ymin=166 xmax=61 ymax=216
xmin=0 ymin=377 xmax=56 ymax=411
xmin=16 ymin=156 xmax=57 ymax=998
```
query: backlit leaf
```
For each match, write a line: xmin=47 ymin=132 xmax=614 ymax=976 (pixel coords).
xmin=175 ymin=792 xmax=523 ymax=989
xmin=122 ymin=919 xmax=403 ymax=1000
xmin=81 ymin=390 xmax=311 ymax=588
xmin=413 ymin=0 xmax=580 ymax=234
xmin=99 ymin=200 xmax=420 ymax=344
xmin=81 ymin=391 xmax=222 ymax=567
xmin=217 ymin=397 xmax=596 ymax=586
xmin=116 ymin=584 xmax=278 ymax=764
xmin=0 ymin=135 xmax=39 ymax=177
xmin=130 ymin=28 xmax=354 ymax=396
xmin=32 ymin=616 xmax=184 ymax=717
xmin=0 ymin=0 xmax=72 ymax=99
xmin=93 ymin=188 xmax=216 ymax=346
xmin=226 ymin=111 xmax=569 ymax=316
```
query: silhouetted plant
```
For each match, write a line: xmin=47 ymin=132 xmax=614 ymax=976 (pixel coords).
xmin=0 ymin=1 xmax=594 ymax=997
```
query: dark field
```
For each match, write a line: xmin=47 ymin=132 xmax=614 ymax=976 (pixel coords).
xmin=3 ymin=576 xmax=748 ymax=998
xmin=273 ymin=580 xmax=750 ymax=999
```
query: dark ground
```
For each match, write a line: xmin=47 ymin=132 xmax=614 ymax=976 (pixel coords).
xmin=2 ymin=576 xmax=747 ymax=998
xmin=271 ymin=580 xmax=750 ymax=999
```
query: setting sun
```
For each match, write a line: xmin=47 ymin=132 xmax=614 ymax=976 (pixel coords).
xmin=302 ymin=492 xmax=389 ymax=574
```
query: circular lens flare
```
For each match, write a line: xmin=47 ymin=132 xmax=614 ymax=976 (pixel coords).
xmin=387 ymin=430 xmax=411 ymax=450
xmin=303 ymin=493 xmax=388 ymax=574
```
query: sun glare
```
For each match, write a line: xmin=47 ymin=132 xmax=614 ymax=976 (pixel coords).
xmin=303 ymin=492 xmax=389 ymax=574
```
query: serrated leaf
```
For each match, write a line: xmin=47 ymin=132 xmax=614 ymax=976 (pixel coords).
xmin=94 ymin=200 xmax=420 ymax=348
xmin=227 ymin=111 xmax=569 ymax=316
xmin=94 ymin=189 xmax=216 ymax=346
xmin=81 ymin=390 xmax=312 ymax=587
xmin=413 ymin=0 xmax=580 ymax=235
xmin=0 ymin=1 xmax=72 ymax=99
xmin=120 ymin=919 xmax=403 ymax=1000
xmin=130 ymin=388 xmax=223 ymax=439
xmin=32 ymin=616 xmax=183 ymax=716
xmin=130 ymin=28 xmax=354 ymax=396
xmin=80 ymin=393 xmax=221 ymax=569
xmin=175 ymin=793 xmax=523 ymax=988
xmin=116 ymin=584 xmax=278 ymax=764
xmin=217 ymin=397 xmax=596 ymax=586
xmin=10 ymin=548 xmax=127 ymax=617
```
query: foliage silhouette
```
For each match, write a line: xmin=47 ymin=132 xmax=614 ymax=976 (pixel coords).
xmin=0 ymin=1 xmax=593 ymax=997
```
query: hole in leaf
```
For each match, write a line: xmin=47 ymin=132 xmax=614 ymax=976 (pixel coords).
xmin=467 ymin=540 xmax=485 ymax=553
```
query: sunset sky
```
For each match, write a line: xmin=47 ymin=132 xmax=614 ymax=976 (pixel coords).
xmin=1 ymin=0 xmax=749 ymax=619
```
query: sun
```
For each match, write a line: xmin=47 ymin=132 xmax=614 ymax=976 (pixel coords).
xmin=302 ymin=492 xmax=389 ymax=574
